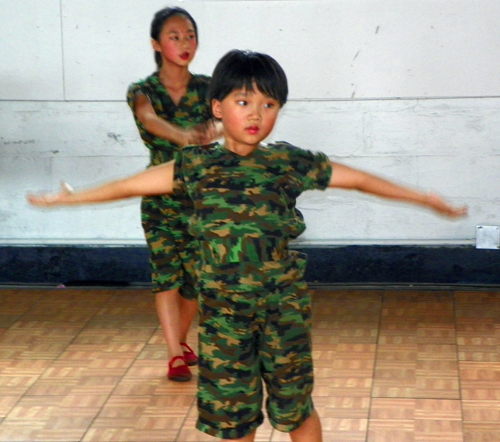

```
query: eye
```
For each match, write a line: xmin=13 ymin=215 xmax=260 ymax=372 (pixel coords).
xmin=237 ymin=100 xmax=248 ymax=106
xmin=171 ymin=36 xmax=179 ymax=41
xmin=264 ymin=102 xmax=276 ymax=109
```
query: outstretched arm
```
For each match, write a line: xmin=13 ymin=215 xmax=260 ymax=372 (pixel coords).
xmin=27 ymin=161 xmax=175 ymax=207
xmin=329 ymin=162 xmax=467 ymax=218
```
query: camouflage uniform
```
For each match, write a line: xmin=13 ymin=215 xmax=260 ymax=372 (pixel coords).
xmin=127 ymin=73 xmax=211 ymax=297
xmin=174 ymin=142 xmax=332 ymax=439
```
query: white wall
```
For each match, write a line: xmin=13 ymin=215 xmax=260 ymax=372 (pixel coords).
xmin=1 ymin=0 xmax=499 ymax=245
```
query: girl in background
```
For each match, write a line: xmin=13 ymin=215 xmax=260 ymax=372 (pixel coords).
xmin=127 ymin=6 xmax=219 ymax=381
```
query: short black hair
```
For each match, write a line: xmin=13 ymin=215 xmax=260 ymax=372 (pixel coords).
xmin=209 ymin=50 xmax=288 ymax=107
xmin=150 ymin=7 xmax=198 ymax=68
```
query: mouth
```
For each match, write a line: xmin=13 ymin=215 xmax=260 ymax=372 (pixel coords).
xmin=245 ymin=126 xmax=260 ymax=135
xmin=180 ymin=52 xmax=190 ymax=60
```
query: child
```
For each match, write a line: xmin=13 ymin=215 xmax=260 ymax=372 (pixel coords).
xmin=127 ymin=6 xmax=220 ymax=381
xmin=28 ymin=50 xmax=467 ymax=442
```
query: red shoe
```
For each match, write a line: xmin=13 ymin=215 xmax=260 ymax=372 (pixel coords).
xmin=180 ymin=342 xmax=198 ymax=366
xmin=168 ymin=356 xmax=191 ymax=382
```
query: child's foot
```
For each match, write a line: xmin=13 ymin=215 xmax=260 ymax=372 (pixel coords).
xmin=180 ymin=342 xmax=198 ymax=366
xmin=168 ymin=356 xmax=191 ymax=382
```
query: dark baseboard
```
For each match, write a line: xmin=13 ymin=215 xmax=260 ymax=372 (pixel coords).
xmin=0 ymin=244 xmax=498 ymax=288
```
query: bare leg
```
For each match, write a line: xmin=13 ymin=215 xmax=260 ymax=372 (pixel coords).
xmin=178 ymin=295 xmax=198 ymax=343
xmin=289 ymin=410 xmax=323 ymax=442
xmin=155 ymin=288 xmax=196 ymax=368
xmin=219 ymin=411 xmax=321 ymax=442
xmin=222 ymin=431 xmax=256 ymax=442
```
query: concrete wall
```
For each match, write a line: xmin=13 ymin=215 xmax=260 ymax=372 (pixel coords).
xmin=2 ymin=0 xmax=499 ymax=246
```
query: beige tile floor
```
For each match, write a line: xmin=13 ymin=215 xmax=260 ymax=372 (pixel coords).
xmin=0 ymin=287 xmax=499 ymax=441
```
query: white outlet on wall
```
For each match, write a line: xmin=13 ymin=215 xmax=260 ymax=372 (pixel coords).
xmin=476 ymin=225 xmax=500 ymax=249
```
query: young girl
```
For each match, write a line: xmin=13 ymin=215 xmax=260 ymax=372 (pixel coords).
xmin=126 ymin=6 xmax=219 ymax=381
xmin=28 ymin=50 xmax=467 ymax=441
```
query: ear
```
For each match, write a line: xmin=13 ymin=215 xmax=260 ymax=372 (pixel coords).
xmin=211 ymin=99 xmax=223 ymax=120
xmin=151 ymin=38 xmax=161 ymax=52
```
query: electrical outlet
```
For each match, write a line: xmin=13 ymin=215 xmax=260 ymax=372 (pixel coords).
xmin=476 ymin=225 xmax=500 ymax=249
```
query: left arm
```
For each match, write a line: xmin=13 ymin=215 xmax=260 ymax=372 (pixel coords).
xmin=329 ymin=162 xmax=467 ymax=218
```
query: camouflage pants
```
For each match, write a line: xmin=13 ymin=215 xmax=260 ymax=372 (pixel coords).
xmin=141 ymin=195 xmax=199 ymax=299
xmin=196 ymin=265 xmax=315 ymax=439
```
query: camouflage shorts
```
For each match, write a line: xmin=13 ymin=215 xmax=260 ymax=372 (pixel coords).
xmin=196 ymin=264 xmax=315 ymax=439
xmin=141 ymin=196 xmax=200 ymax=299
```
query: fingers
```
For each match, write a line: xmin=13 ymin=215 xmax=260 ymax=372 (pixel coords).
xmin=27 ymin=182 xmax=74 ymax=207
xmin=449 ymin=205 xmax=468 ymax=218
xmin=27 ymin=192 xmax=56 ymax=206
xmin=427 ymin=193 xmax=468 ymax=218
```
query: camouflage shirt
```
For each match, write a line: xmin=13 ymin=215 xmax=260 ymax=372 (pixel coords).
xmin=174 ymin=142 xmax=332 ymax=272
xmin=127 ymin=73 xmax=212 ymax=166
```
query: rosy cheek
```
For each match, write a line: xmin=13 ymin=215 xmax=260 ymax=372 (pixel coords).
xmin=164 ymin=45 xmax=178 ymax=57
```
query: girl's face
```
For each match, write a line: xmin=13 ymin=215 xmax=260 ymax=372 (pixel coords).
xmin=152 ymin=15 xmax=198 ymax=68
xmin=212 ymin=86 xmax=280 ymax=154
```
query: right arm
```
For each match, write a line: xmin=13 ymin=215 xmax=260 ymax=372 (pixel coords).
xmin=27 ymin=161 xmax=175 ymax=207
xmin=134 ymin=94 xmax=217 ymax=147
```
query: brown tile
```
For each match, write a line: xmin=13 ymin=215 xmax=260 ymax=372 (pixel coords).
xmin=458 ymin=348 xmax=500 ymax=362
xmin=370 ymin=398 xmax=416 ymax=419
xmin=367 ymin=419 xmax=414 ymax=442
xmin=414 ymin=399 xmax=462 ymax=419
xmin=0 ymin=423 xmax=42 ymax=442
xmin=82 ymin=428 xmax=135 ymax=442
xmin=414 ymin=420 xmax=463 ymax=442
xmin=314 ymin=396 xmax=370 ymax=419
xmin=460 ymin=386 xmax=500 ymax=401
xmin=371 ymin=383 xmax=416 ymax=398
xmin=271 ymin=418 xmax=367 ymax=441
xmin=415 ymin=377 xmax=460 ymax=399
xmin=418 ymin=344 xmax=458 ymax=360
xmin=377 ymin=335 xmax=418 ymax=345
xmin=463 ymin=422 xmax=500 ymax=442
xmin=462 ymin=400 xmax=500 ymax=422
xmin=417 ymin=325 xmax=456 ymax=344
xmin=315 ymin=377 xmax=373 ymax=397
xmin=375 ymin=346 xmax=418 ymax=361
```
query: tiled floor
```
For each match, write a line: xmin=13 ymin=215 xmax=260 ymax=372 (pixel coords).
xmin=0 ymin=287 xmax=499 ymax=442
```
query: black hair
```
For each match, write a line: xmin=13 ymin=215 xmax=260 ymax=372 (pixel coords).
xmin=150 ymin=6 xmax=198 ymax=68
xmin=209 ymin=50 xmax=288 ymax=107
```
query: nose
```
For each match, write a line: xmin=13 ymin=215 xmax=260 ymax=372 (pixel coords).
xmin=180 ymin=37 xmax=190 ymax=48
xmin=248 ymin=103 xmax=262 ymax=120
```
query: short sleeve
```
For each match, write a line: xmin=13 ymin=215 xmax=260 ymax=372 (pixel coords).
xmin=302 ymin=150 xmax=332 ymax=190
xmin=280 ymin=143 xmax=332 ymax=191
xmin=126 ymin=82 xmax=147 ymax=113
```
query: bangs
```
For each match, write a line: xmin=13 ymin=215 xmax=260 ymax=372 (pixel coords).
xmin=209 ymin=50 xmax=288 ymax=107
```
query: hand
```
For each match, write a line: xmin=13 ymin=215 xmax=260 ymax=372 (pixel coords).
xmin=187 ymin=120 xmax=221 ymax=146
xmin=178 ymin=127 xmax=203 ymax=147
xmin=27 ymin=182 xmax=73 ymax=207
xmin=425 ymin=193 xmax=468 ymax=218
xmin=199 ymin=120 xmax=222 ymax=144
